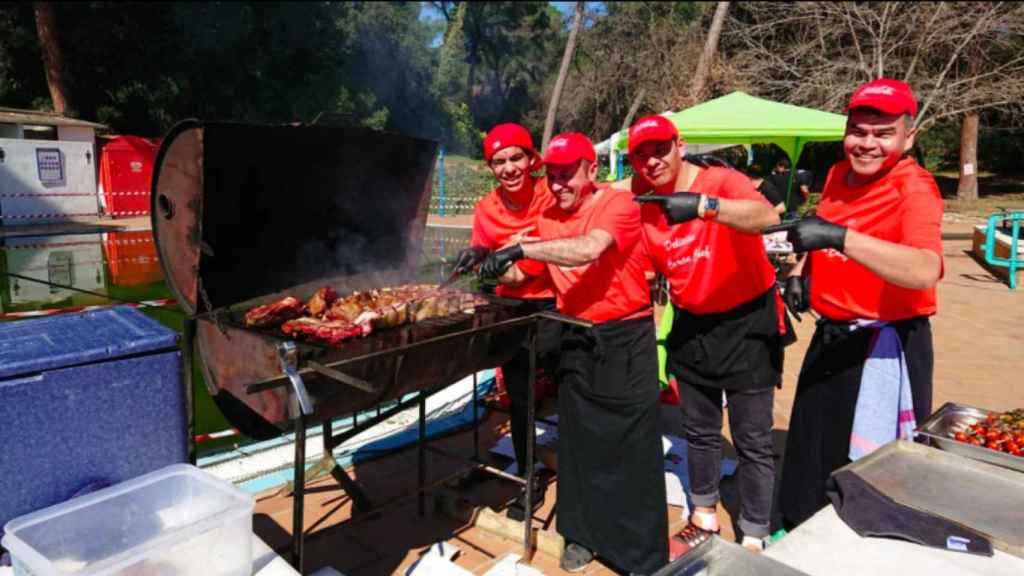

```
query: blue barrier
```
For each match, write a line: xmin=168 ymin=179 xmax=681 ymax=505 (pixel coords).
xmin=984 ymin=210 xmax=1023 ymax=290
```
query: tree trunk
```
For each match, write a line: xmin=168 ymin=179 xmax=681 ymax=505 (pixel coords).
xmin=956 ymin=113 xmax=979 ymax=201
xmin=33 ymin=2 xmax=73 ymax=116
xmin=542 ymin=1 xmax=585 ymax=150
xmin=619 ymin=88 xmax=647 ymax=134
xmin=689 ymin=1 xmax=730 ymax=105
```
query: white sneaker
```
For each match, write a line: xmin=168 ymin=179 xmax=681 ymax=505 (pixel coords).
xmin=741 ymin=535 xmax=767 ymax=552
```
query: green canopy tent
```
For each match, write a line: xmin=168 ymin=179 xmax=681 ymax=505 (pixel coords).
xmin=614 ymin=91 xmax=847 ymax=209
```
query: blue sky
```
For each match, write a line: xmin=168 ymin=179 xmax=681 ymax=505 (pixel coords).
xmin=420 ymin=2 xmax=607 ymax=47
xmin=421 ymin=2 xmax=607 ymax=27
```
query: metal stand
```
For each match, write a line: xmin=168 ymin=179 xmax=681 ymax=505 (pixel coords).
xmin=182 ymin=318 xmax=197 ymax=465
xmin=291 ymin=413 xmax=307 ymax=572
xmin=278 ymin=342 xmax=315 ymax=573
xmin=416 ymin=324 xmax=539 ymax=562
xmin=276 ymin=311 xmax=589 ymax=572
xmin=523 ymin=327 xmax=537 ymax=559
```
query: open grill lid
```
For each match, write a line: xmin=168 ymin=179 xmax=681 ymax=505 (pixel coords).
xmin=151 ymin=121 xmax=439 ymax=315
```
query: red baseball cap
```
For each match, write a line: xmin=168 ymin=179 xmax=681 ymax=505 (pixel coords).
xmin=543 ymin=132 xmax=596 ymax=166
xmin=845 ymin=78 xmax=918 ymax=117
xmin=483 ymin=123 xmax=537 ymax=162
xmin=628 ymin=115 xmax=679 ymax=154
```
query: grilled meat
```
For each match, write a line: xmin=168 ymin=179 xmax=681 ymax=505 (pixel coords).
xmin=327 ymin=299 xmax=363 ymax=322
xmin=249 ymin=284 xmax=489 ymax=346
xmin=244 ymin=296 xmax=303 ymax=327
xmin=281 ymin=317 xmax=365 ymax=345
xmin=306 ymin=287 xmax=338 ymax=317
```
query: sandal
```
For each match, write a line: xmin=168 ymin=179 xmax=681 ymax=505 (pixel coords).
xmin=668 ymin=522 xmax=718 ymax=561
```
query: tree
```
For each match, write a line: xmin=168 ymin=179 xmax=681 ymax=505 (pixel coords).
xmin=0 ymin=3 xmax=455 ymax=138
xmin=957 ymin=42 xmax=983 ymax=200
xmin=556 ymin=2 xmax=706 ymax=140
xmin=722 ymin=2 xmax=1024 ymax=199
xmin=543 ymin=1 xmax=585 ymax=149
xmin=433 ymin=3 xmax=479 ymax=153
xmin=459 ymin=2 xmax=563 ymax=131
xmin=32 ymin=1 xmax=72 ymax=115
xmin=689 ymin=1 xmax=729 ymax=104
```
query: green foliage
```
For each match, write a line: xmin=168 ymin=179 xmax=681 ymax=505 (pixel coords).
xmin=915 ymin=121 xmax=961 ymax=172
xmin=458 ymin=2 xmax=564 ymax=137
xmin=0 ymin=2 xmax=452 ymax=140
xmin=979 ymin=128 xmax=1024 ymax=175
xmin=0 ymin=2 xmax=48 ymax=106
xmin=5 ymin=1 xmax=1016 ymax=176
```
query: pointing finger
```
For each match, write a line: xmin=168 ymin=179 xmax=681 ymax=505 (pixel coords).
xmin=633 ymin=195 xmax=668 ymax=204
xmin=762 ymin=221 xmax=799 ymax=235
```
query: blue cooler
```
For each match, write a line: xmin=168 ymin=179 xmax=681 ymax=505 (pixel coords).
xmin=0 ymin=306 xmax=187 ymax=534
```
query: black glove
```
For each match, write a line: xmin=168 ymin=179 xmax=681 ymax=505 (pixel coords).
xmin=634 ymin=192 xmax=702 ymax=224
xmin=479 ymin=244 xmax=524 ymax=279
xmin=783 ymin=275 xmax=809 ymax=322
xmin=764 ymin=216 xmax=847 ymax=253
xmin=453 ymin=245 xmax=489 ymax=274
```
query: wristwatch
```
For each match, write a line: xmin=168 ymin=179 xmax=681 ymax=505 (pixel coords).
xmin=700 ymin=196 xmax=720 ymax=220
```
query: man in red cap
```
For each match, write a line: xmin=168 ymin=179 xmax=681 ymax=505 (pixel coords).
xmin=481 ymin=133 xmax=667 ymax=575
xmin=625 ymin=114 xmax=784 ymax=553
xmin=769 ymin=79 xmax=943 ymax=527
xmin=452 ymin=123 xmax=560 ymax=520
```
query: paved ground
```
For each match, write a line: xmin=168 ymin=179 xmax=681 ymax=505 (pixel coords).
xmin=248 ymin=220 xmax=1023 ymax=575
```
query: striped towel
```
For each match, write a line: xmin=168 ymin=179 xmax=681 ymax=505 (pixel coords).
xmin=849 ymin=321 xmax=917 ymax=461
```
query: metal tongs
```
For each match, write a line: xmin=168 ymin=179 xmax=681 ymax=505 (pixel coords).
xmin=439 ymin=263 xmax=469 ymax=289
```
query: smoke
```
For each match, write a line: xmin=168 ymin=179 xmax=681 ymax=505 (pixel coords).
xmin=287 ymin=133 xmax=436 ymax=295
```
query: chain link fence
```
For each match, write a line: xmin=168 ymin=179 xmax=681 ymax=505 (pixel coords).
xmin=428 ymin=151 xmax=495 ymax=216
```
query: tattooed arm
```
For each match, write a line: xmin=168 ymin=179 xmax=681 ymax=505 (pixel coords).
xmin=520 ymin=229 xmax=614 ymax=267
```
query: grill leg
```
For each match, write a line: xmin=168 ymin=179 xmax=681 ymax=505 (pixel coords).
xmin=472 ymin=370 xmax=479 ymax=461
xmin=323 ymin=418 xmax=374 ymax=513
xmin=182 ymin=318 xmax=196 ymax=465
xmin=418 ymin=391 xmax=427 ymax=516
xmin=523 ymin=327 xmax=537 ymax=561
xmin=291 ymin=414 xmax=306 ymax=573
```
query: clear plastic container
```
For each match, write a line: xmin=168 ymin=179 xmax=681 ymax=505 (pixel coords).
xmin=1 ymin=464 xmax=254 ymax=576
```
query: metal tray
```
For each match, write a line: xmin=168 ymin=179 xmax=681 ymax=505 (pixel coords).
xmin=915 ymin=401 xmax=1024 ymax=473
xmin=651 ymin=536 xmax=809 ymax=576
xmin=842 ymin=440 xmax=1024 ymax=558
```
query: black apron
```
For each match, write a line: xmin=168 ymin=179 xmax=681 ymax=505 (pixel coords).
xmin=666 ymin=287 xmax=784 ymax=391
xmin=778 ymin=316 xmax=934 ymax=527
xmin=557 ymin=316 xmax=668 ymax=575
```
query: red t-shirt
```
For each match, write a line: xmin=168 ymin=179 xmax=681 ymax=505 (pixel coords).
xmin=810 ymin=157 xmax=944 ymax=321
xmin=523 ymin=186 xmax=653 ymax=323
xmin=639 ymin=167 xmax=777 ymax=314
xmin=471 ymin=177 xmax=556 ymax=300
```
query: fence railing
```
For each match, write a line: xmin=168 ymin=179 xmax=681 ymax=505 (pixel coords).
xmin=428 ymin=147 xmax=492 ymax=216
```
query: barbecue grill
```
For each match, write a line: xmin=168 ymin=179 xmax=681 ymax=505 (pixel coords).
xmin=150 ymin=121 xmax=573 ymax=571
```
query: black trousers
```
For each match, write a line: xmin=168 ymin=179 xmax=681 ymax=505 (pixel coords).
xmin=679 ymin=380 xmax=775 ymax=538
xmin=501 ymin=298 xmax=561 ymax=475
xmin=668 ymin=289 xmax=783 ymax=538
xmin=779 ymin=316 xmax=934 ymax=527
xmin=557 ymin=316 xmax=668 ymax=575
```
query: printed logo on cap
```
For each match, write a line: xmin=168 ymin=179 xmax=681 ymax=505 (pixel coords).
xmin=492 ymin=141 xmax=502 ymax=150
xmin=635 ymin=119 xmax=662 ymax=131
xmin=860 ymin=85 xmax=895 ymax=97
xmin=550 ymin=137 xmax=569 ymax=148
